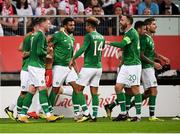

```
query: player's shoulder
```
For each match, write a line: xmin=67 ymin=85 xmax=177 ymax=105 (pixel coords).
xmin=36 ymin=30 xmax=44 ymax=37
xmin=143 ymin=34 xmax=152 ymax=42
xmin=125 ymin=28 xmax=137 ymax=38
xmin=24 ymin=32 xmax=32 ymax=38
xmin=125 ymin=27 xmax=134 ymax=35
xmin=87 ymin=31 xmax=104 ymax=39
xmin=53 ymin=31 xmax=64 ymax=38
xmin=140 ymin=35 xmax=147 ymax=40
xmin=84 ymin=32 xmax=92 ymax=38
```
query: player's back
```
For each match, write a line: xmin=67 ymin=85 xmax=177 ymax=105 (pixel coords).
xmin=84 ymin=31 xmax=105 ymax=68
xmin=28 ymin=31 xmax=47 ymax=68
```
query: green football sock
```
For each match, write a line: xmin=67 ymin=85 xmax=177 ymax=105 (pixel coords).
xmin=92 ymin=94 xmax=99 ymax=118
xmin=134 ymin=93 xmax=142 ymax=115
xmin=21 ymin=92 xmax=34 ymax=115
xmin=39 ymin=90 xmax=50 ymax=114
xmin=48 ymin=89 xmax=58 ymax=107
xmin=47 ymin=98 xmax=53 ymax=113
xmin=125 ymin=93 xmax=133 ymax=111
xmin=78 ymin=92 xmax=88 ymax=113
xmin=130 ymin=93 xmax=144 ymax=108
xmin=17 ymin=95 xmax=25 ymax=114
xmin=117 ymin=92 xmax=126 ymax=113
xmin=149 ymin=95 xmax=156 ymax=117
xmin=72 ymin=91 xmax=80 ymax=114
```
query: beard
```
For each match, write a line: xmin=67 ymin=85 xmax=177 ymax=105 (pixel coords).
xmin=150 ymin=29 xmax=156 ymax=34
xmin=67 ymin=29 xmax=74 ymax=34
xmin=120 ymin=23 xmax=127 ymax=32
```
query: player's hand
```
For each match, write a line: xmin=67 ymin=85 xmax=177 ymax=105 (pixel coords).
xmin=163 ymin=57 xmax=170 ymax=64
xmin=47 ymin=46 xmax=53 ymax=54
xmin=154 ymin=62 xmax=162 ymax=70
xmin=105 ymin=41 xmax=111 ymax=45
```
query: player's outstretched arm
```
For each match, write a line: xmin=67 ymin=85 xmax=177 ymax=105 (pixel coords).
xmin=108 ymin=36 xmax=131 ymax=48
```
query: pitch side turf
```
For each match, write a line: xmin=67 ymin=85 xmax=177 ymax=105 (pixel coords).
xmin=0 ymin=118 xmax=180 ymax=133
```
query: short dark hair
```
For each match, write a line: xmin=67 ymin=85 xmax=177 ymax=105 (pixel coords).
xmin=144 ymin=17 xmax=156 ymax=25
xmin=63 ymin=17 xmax=74 ymax=26
xmin=134 ymin=21 xmax=146 ymax=30
xmin=125 ymin=15 xmax=133 ymax=25
xmin=86 ymin=17 xmax=99 ymax=28
xmin=33 ymin=17 xmax=48 ymax=25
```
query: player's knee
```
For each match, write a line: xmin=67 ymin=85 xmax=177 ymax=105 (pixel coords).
xmin=29 ymin=85 xmax=36 ymax=94
xmin=115 ymin=84 xmax=123 ymax=92
xmin=90 ymin=87 xmax=98 ymax=95
xmin=131 ymin=85 xmax=140 ymax=95
xmin=58 ymin=87 xmax=64 ymax=94
xmin=150 ymin=87 xmax=158 ymax=95
xmin=76 ymin=85 xmax=84 ymax=93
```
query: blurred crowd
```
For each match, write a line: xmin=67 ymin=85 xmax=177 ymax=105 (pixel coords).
xmin=0 ymin=0 xmax=179 ymax=36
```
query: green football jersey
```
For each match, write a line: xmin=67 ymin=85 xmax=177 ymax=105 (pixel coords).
xmin=52 ymin=31 xmax=74 ymax=66
xmin=28 ymin=30 xmax=47 ymax=68
xmin=73 ymin=31 xmax=105 ymax=68
xmin=110 ymin=28 xmax=141 ymax=65
xmin=140 ymin=34 xmax=155 ymax=69
xmin=21 ymin=34 xmax=32 ymax=71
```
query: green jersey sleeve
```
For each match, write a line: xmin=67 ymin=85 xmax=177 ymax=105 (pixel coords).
xmin=51 ymin=34 xmax=58 ymax=45
xmin=73 ymin=34 xmax=90 ymax=60
xmin=140 ymin=36 xmax=147 ymax=53
xmin=22 ymin=35 xmax=31 ymax=52
xmin=110 ymin=36 xmax=131 ymax=48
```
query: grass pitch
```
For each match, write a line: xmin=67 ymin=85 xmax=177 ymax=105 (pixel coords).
xmin=0 ymin=117 xmax=180 ymax=133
